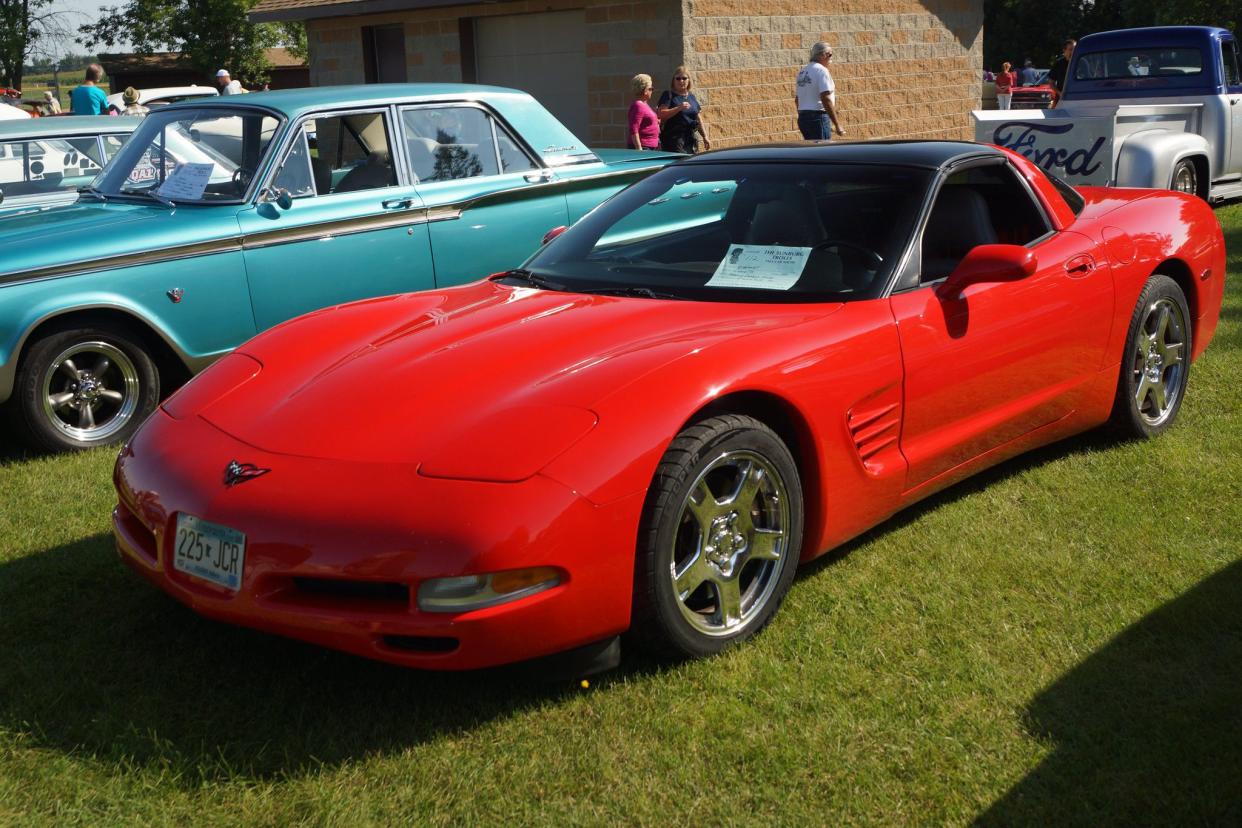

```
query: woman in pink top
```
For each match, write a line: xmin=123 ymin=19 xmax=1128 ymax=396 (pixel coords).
xmin=995 ymin=61 xmax=1017 ymax=110
xmin=628 ymin=74 xmax=660 ymax=150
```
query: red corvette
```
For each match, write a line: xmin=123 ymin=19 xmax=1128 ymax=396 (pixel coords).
xmin=113 ymin=141 xmax=1225 ymax=673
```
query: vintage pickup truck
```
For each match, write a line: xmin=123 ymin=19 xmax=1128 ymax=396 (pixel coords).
xmin=0 ymin=85 xmax=680 ymax=452
xmin=974 ymin=26 xmax=1242 ymax=201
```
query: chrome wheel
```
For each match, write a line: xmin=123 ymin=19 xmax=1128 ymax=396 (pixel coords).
xmin=1129 ymin=297 xmax=1187 ymax=428
xmin=1171 ymin=160 xmax=1197 ymax=195
xmin=668 ymin=449 xmax=793 ymax=638
xmin=39 ymin=340 xmax=141 ymax=444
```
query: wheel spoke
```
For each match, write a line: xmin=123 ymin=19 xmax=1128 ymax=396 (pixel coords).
xmin=93 ymin=356 xmax=111 ymax=377
xmin=58 ymin=359 xmax=80 ymax=381
xmin=1154 ymin=305 xmax=1172 ymax=341
xmin=48 ymin=391 xmax=76 ymax=410
xmin=748 ymin=528 xmax=784 ymax=562
xmin=1134 ymin=374 xmax=1153 ymax=412
xmin=714 ymin=577 xmax=743 ymax=628
xmin=725 ymin=459 xmax=764 ymax=509
xmin=99 ymin=389 xmax=124 ymax=403
xmin=1158 ymin=339 xmax=1184 ymax=368
xmin=686 ymin=480 xmax=718 ymax=531
xmin=79 ymin=404 xmax=96 ymax=429
xmin=1151 ymin=377 xmax=1169 ymax=413
xmin=674 ymin=554 xmax=710 ymax=597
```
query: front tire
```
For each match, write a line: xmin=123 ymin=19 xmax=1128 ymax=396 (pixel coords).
xmin=1170 ymin=159 xmax=1198 ymax=198
xmin=632 ymin=414 xmax=803 ymax=659
xmin=11 ymin=325 xmax=160 ymax=452
xmin=1109 ymin=274 xmax=1191 ymax=439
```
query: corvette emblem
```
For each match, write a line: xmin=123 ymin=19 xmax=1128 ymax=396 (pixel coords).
xmin=224 ymin=460 xmax=270 ymax=487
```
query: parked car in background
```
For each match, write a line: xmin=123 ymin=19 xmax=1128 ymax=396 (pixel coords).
xmin=0 ymin=116 xmax=140 ymax=215
xmin=0 ymin=84 xmax=680 ymax=452
xmin=113 ymin=140 xmax=1225 ymax=673
xmin=0 ymin=102 xmax=30 ymax=120
xmin=105 ymin=85 xmax=218 ymax=112
xmin=1011 ymin=68 xmax=1054 ymax=108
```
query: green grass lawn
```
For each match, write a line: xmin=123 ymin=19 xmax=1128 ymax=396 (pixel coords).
xmin=2 ymin=206 xmax=1240 ymax=826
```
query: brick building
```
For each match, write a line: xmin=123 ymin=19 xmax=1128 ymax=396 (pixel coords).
xmin=249 ymin=0 xmax=982 ymax=148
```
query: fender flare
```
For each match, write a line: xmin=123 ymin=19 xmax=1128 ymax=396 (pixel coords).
xmin=1115 ymin=128 xmax=1211 ymax=191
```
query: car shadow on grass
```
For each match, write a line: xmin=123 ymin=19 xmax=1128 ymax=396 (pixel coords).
xmin=974 ymin=557 xmax=1242 ymax=825
xmin=0 ymin=531 xmax=651 ymax=783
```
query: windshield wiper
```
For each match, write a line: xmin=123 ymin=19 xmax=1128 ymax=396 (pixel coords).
xmin=493 ymin=268 xmax=568 ymax=292
xmin=145 ymin=189 xmax=176 ymax=210
xmin=78 ymin=185 xmax=107 ymax=202
xmin=578 ymin=285 xmax=684 ymax=300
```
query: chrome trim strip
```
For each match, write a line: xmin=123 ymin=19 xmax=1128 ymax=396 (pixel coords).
xmin=242 ymin=209 xmax=432 ymax=250
xmin=0 ymin=237 xmax=244 ymax=288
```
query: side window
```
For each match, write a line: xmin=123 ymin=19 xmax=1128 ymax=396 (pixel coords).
xmin=400 ymin=106 xmax=537 ymax=182
xmin=920 ymin=165 xmax=1048 ymax=283
xmin=101 ymin=135 xmax=127 ymax=162
xmin=293 ymin=111 xmax=397 ymax=195
xmin=64 ymin=137 xmax=105 ymax=171
xmin=1223 ymin=41 xmax=1241 ymax=88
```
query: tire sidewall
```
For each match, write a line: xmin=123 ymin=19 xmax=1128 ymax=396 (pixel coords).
xmin=641 ymin=416 xmax=803 ymax=659
xmin=12 ymin=325 xmax=160 ymax=452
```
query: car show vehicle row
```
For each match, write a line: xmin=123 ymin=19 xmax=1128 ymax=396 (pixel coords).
xmin=111 ymin=141 xmax=1224 ymax=672
xmin=0 ymin=84 xmax=679 ymax=452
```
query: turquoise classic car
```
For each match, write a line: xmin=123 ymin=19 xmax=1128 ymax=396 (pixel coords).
xmin=0 ymin=116 xmax=141 ymax=216
xmin=0 ymin=85 xmax=679 ymax=451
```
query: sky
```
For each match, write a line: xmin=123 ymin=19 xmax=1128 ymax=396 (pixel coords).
xmin=40 ymin=0 xmax=131 ymax=59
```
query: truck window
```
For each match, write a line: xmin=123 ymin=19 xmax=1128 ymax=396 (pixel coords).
xmin=1074 ymin=48 xmax=1202 ymax=80
xmin=1222 ymin=41 xmax=1241 ymax=87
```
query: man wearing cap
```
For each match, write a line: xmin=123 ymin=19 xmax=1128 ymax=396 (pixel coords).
xmin=794 ymin=42 xmax=845 ymax=141
xmin=216 ymin=69 xmax=244 ymax=95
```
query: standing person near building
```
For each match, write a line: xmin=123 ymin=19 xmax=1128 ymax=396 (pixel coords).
xmin=1019 ymin=59 xmax=1040 ymax=86
xmin=216 ymin=69 xmax=245 ymax=95
xmin=42 ymin=90 xmax=61 ymax=115
xmin=627 ymin=73 xmax=660 ymax=150
xmin=656 ymin=67 xmax=711 ymax=154
xmin=70 ymin=64 xmax=108 ymax=115
xmin=121 ymin=87 xmax=149 ymax=116
xmin=995 ymin=61 xmax=1016 ymax=109
xmin=794 ymin=42 xmax=844 ymax=141
xmin=1048 ymin=39 xmax=1076 ymax=93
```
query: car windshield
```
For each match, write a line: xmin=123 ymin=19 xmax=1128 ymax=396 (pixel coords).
xmin=95 ymin=106 xmax=279 ymax=203
xmin=524 ymin=162 xmax=933 ymax=302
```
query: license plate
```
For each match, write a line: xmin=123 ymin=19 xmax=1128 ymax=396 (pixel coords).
xmin=173 ymin=514 xmax=246 ymax=591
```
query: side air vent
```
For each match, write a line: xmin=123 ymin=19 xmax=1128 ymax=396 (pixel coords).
xmin=847 ymin=402 xmax=900 ymax=475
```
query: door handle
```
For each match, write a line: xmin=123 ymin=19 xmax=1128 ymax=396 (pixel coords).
xmin=1065 ymin=255 xmax=1095 ymax=276
xmin=382 ymin=197 xmax=415 ymax=209
xmin=523 ymin=170 xmax=554 ymax=184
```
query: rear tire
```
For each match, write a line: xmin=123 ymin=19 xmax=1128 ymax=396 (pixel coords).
xmin=11 ymin=325 xmax=160 ymax=452
xmin=1108 ymin=274 xmax=1191 ymax=439
xmin=631 ymin=414 xmax=803 ymax=660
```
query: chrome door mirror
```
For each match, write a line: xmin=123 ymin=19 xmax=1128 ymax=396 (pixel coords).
xmin=261 ymin=187 xmax=294 ymax=210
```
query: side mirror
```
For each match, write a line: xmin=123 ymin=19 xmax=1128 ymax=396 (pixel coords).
xmin=542 ymin=225 xmax=568 ymax=245
xmin=261 ymin=187 xmax=293 ymax=210
xmin=937 ymin=244 xmax=1037 ymax=299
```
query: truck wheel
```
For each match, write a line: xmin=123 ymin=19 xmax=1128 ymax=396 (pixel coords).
xmin=1170 ymin=159 xmax=1198 ymax=197
xmin=11 ymin=325 xmax=160 ymax=452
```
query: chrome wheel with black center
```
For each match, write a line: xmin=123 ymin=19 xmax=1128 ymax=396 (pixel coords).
xmin=633 ymin=414 xmax=803 ymax=659
xmin=12 ymin=325 xmax=160 ymax=452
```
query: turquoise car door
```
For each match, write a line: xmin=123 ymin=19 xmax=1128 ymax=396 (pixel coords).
xmin=237 ymin=108 xmax=435 ymax=332
xmin=398 ymin=103 xmax=570 ymax=286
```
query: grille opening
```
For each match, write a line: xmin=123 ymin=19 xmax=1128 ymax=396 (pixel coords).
xmin=289 ymin=577 xmax=410 ymax=603
xmin=381 ymin=635 xmax=460 ymax=653
xmin=116 ymin=500 xmax=158 ymax=564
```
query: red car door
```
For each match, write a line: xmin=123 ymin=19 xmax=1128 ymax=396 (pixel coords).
xmin=890 ymin=163 xmax=1113 ymax=493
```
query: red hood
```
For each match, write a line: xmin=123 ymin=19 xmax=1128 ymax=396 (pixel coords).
xmin=201 ymin=280 xmax=839 ymax=464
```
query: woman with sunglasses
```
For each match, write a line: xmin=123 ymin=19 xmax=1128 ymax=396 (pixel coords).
xmin=656 ymin=67 xmax=711 ymax=154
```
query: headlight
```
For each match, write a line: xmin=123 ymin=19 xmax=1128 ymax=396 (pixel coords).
xmin=417 ymin=566 xmax=562 ymax=613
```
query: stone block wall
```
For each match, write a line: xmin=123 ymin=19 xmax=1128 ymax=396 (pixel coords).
xmin=683 ymin=0 xmax=982 ymax=146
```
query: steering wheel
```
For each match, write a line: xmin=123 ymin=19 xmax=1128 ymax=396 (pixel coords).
xmin=231 ymin=167 xmax=254 ymax=193
xmin=812 ymin=239 xmax=884 ymax=271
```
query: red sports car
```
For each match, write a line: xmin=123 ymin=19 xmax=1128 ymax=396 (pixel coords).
xmin=113 ymin=141 xmax=1226 ymax=674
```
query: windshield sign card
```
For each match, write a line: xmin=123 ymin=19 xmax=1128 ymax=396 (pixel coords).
xmin=706 ymin=244 xmax=811 ymax=290
xmin=156 ymin=162 xmax=215 ymax=200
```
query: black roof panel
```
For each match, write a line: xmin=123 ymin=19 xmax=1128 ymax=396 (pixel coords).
xmin=682 ymin=140 xmax=1000 ymax=169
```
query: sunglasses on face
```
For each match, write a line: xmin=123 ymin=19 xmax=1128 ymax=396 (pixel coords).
xmin=674 ymin=76 xmax=689 ymax=80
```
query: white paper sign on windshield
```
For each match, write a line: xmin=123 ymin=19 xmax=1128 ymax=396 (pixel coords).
xmin=155 ymin=162 xmax=215 ymax=200
xmin=706 ymin=244 xmax=811 ymax=290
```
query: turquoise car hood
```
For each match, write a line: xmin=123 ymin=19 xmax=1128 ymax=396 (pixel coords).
xmin=0 ymin=201 xmax=238 ymax=281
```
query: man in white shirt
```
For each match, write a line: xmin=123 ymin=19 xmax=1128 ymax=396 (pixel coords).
xmin=216 ymin=69 xmax=245 ymax=95
xmin=794 ymin=42 xmax=845 ymax=140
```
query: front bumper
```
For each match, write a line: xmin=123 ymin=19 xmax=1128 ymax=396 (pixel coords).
xmin=113 ymin=409 xmax=643 ymax=670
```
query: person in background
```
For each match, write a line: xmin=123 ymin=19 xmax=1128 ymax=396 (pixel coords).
xmin=1019 ymin=58 xmax=1040 ymax=86
xmin=1048 ymin=39 xmax=1076 ymax=93
xmin=121 ymin=87 xmax=149 ymax=116
xmin=627 ymin=73 xmax=659 ymax=150
xmin=794 ymin=41 xmax=844 ymax=140
xmin=656 ymin=66 xmax=711 ymax=153
xmin=995 ymin=61 xmax=1016 ymax=109
xmin=216 ymin=69 xmax=244 ymax=95
xmin=70 ymin=64 xmax=108 ymax=115
xmin=42 ymin=90 xmax=61 ymax=115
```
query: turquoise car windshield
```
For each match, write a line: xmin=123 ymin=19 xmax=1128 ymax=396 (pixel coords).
xmin=95 ymin=107 xmax=279 ymax=203
xmin=525 ymin=162 xmax=933 ymax=302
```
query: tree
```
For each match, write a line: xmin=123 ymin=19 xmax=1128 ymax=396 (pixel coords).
xmin=0 ymin=0 xmax=73 ymax=88
xmin=78 ymin=0 xmax=305 ymax=87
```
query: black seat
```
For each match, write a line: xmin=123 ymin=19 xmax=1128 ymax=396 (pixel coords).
xmin=921 ymin=186 xmax=997 ymax=281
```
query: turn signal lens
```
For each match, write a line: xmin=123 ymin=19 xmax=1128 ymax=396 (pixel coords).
xmin=417 ymin=568 xmax=561 ymax=613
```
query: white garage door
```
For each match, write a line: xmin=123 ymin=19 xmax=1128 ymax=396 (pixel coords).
xmin=475 ymin=10 xmax=588 ymax=142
